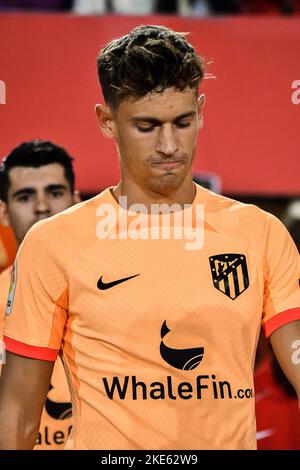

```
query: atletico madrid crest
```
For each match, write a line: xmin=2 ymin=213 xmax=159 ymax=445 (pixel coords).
xmin=209 ymin=253 xmax=249 ymax=300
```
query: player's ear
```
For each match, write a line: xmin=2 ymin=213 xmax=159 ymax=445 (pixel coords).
xmin=0 ymin=200 xmax=10 ymax=227
xmin=197 ymin=94 xmax=206 ymax=130
xmin=73 ymin=190 xmax=81 ymax=205
xmin=95 ymin=104 xmax=115 ymax=138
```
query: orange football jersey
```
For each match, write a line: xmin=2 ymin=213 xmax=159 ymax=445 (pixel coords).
xmin=3 ymin=184 xmax=300 ymax=449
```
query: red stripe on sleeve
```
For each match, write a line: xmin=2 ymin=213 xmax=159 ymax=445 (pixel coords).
xmin=263 ymin=307 xmax=300 ymax=338
xmin=3 ymin=336 xmax=58 ymax=361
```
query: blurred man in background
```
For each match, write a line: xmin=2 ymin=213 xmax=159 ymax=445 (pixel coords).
xmin=0 ymin=140 xmax=80 ymax=449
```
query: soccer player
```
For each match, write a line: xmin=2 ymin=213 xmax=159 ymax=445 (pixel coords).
xmin=0 ymin=140 xmax=80 ymax=448
xmin=0 ymin=25 xmax=299 ymax=450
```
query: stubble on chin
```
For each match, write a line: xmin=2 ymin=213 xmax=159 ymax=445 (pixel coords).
xmin=146 ymin=171 xmax=187 ymax=196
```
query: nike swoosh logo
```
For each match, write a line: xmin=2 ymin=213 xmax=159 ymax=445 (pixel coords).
xmin=97 ymin=274 xmax=140 ymax=290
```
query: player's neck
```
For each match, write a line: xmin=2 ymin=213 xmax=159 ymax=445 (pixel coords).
xmin=112 ymin=178 xmax=196 ymax=212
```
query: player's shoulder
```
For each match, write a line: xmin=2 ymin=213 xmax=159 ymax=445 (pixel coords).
xmin=22 ymin=189 xmax=111 ymax=247
xmin=198 ymin=184 xmax=278 ymax=228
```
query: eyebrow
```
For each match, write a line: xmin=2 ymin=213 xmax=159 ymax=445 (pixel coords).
xmin=12 ymin=184 xmax=68 ymax=199
xmin=132 ymin=111 xmax=196 ymax=125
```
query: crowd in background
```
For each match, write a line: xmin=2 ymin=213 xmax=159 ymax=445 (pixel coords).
xmin=0 ymin=0 xmax=300 ymax=15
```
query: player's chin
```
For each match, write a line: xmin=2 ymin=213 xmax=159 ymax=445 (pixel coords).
xmin=148 ymin=172 xmax=187 ymax=194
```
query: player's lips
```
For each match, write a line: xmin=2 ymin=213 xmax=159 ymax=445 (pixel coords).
xmin=151 ymin=160 xmax=184 ymax=170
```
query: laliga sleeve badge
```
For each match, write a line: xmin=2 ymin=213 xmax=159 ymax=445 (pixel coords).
xmin=6 ymin=259 xmax=17 ymax=316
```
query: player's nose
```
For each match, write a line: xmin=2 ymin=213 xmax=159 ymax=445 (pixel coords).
xmin=156 ymin=124 xmax=179 ymax=156
xmin=34 ymin=195 xmax=51 ymax=217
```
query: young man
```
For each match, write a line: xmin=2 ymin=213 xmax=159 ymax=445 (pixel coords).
xmin=0 ymin=140 xmax=81 ymax=448
xmin=0 ymin=26 xmax=299 ymax=450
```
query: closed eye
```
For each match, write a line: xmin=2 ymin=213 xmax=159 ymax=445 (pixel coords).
xmin=137 ymin=121 xmax=191 ymax=132
xmin=136 ymin=125 xmax=156 ymax=133
xmin=175 ymin=121 xmax=192 ymax=128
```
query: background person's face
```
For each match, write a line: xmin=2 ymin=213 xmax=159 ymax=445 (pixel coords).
xmin=2 ymin=163 xmax=78 ymax=245
xmin=110 ymin=87 xmax=204 ymax=195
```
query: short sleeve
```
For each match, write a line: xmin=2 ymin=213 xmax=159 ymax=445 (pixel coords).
xmin=3 ymin=224 xmax=68 ymax=361
xmin=262 ymin=214 xmax=300 ymax=337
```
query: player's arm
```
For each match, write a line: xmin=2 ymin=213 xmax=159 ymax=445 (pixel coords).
xmin=0 ymin=351 xmax=54 ymax=449
xmin=262 ymin=213 xmax=300 ymax=403
xmin=0 ymin=223 xmax=68 ymax=449
xmin=269 ymin=320 xmax=300 ymax=408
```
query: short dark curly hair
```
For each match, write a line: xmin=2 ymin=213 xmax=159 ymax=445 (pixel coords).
xmin=97 ymin=25 xmax=206 ymax=109
xmin=0 ymin=140 xmax=75 ymax=202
